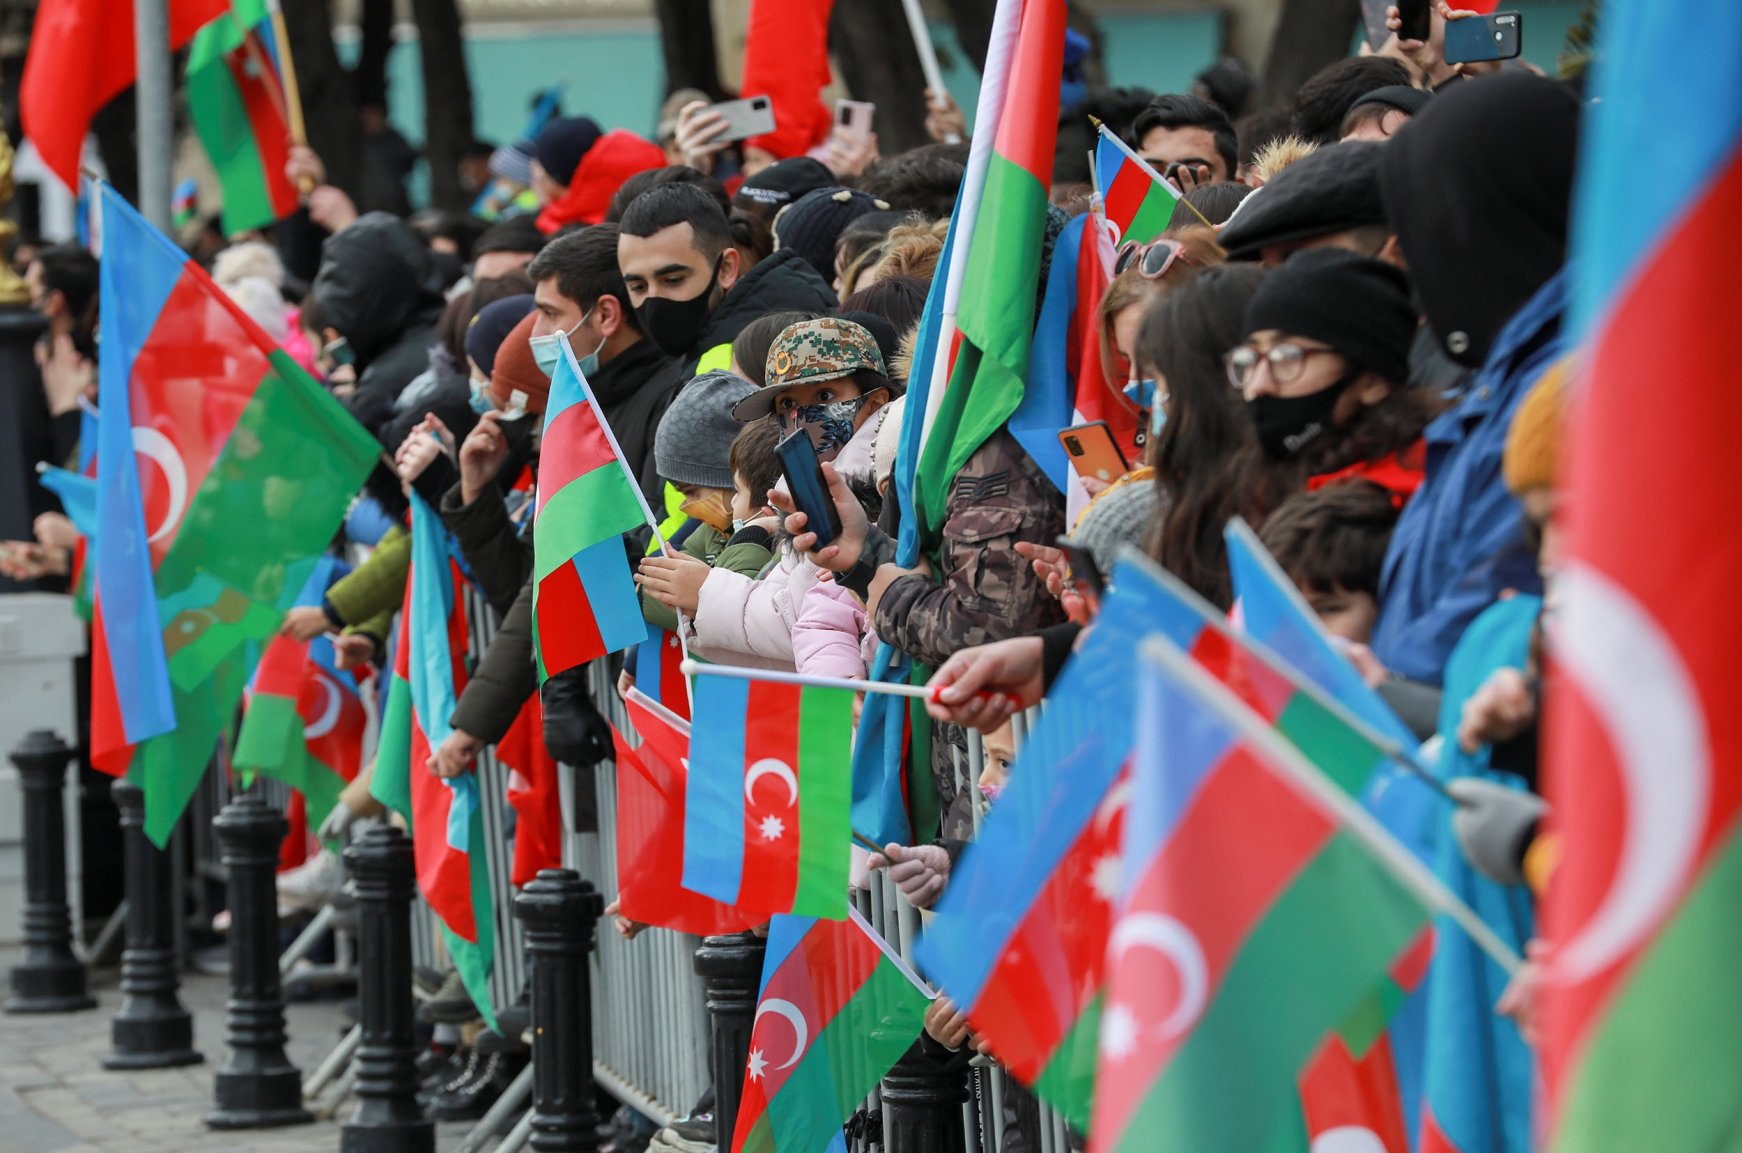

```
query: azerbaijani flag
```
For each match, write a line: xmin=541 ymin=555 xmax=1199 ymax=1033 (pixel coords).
xmin=913 ymin=558 xmax=1216 ymax=1127
xmin=233 ymin=556 xmax=364 ymax=835
xmin=911 ymin=0 xmax=1068 ymax=539
xmin=531 ymin=337 xmax=649 ymax=681
xmin=1541 ymin=2 xmax=1742 ymax=1149
xmin=612 ymin=689 xmax=764 ymax=937
xmin=37 ymin=464 xmax=97 ymax=619
xmin=1094 ymin=121 xmax=1183 ymax=246
xmin=682 ymin=675 xmax=854 ymax=919
xmin=732 ymin=906 xmax=930 ymax=1153
xmin=186 ymin=0 xmax=299 ymax=234
xmin=633 ymin=628 xmax=690 ymax=720
xmin=1089 ymin=638 xmax=1432 ymax=1153
xmin=91 ymin=181 xmax=378 ymax=846
xmin=373 ymin=492 xmax=496 ymax=1029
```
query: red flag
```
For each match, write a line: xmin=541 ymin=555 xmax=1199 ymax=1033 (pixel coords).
xmin=496 ymin=694 xmax=564 ymax=888
xmin=22 ymin=0 xmax=227 ymax=190
xmin=612 ymin=690 xmax=761 ymax=936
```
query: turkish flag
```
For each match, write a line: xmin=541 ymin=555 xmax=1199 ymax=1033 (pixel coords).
xmin=21 ymin=0 xmax=227 ymax=190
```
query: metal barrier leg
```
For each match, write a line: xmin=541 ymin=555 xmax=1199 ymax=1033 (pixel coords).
xmin=205 ymin=792 xmax=314 ymax=1130
xmin=305 ymin=1024 xmax=364 ymax=1099
xmin=457 ymin=1066 xmax=534 ymax=1153
xmin=495 ymin=1108 xmax=537 ymax=1153
xmin=694 ymin=933 xmax=767 ymax=1149
xmin=279 ymin=904 xmax=336 ymax=976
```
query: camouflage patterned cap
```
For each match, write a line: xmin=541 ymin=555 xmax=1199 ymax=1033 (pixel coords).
xmin=732 ymin=317 xmax=888 ymax=421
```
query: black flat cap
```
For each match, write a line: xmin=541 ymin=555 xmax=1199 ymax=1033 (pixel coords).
xmin=1218 ymin=140 xmax=1388 ymax=260
xmin=1349 ymin=84 xmax=1432 ymax=119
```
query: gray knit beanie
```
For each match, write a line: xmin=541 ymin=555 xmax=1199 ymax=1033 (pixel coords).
xmin=654 ymin=370 xmax=757 ymax=490
xmin=1071 ymin=478 xmax=1159 ymax=576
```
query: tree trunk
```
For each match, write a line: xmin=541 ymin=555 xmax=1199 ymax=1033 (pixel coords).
xmin=280 ymin=0 xmax=363 ymax=197
xmin=1256 ymin=0 xmax=1361 ymax=109
xmin=829 ymin=0 xmax=929 ymax=156
xmin=653 ymin=0 xmax=728 ymax=101
xmin=938 ymin=0 xmax=996 ymax=75
xmin=409 ymin=0 xmax=474 ymax=211
xmin=89 ymin=89 xmax=139 ymax=208
xmin=354 ymin=0 xmax=394 ymax=109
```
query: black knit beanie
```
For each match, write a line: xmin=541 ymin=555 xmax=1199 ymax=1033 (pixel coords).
xmin=535 ymin=116 xmax=604 ymax=186
xmin=773 ymin=187 xmax=891 ymax=284
xmin=1241 ymin=249 xmax=1415 ymax=386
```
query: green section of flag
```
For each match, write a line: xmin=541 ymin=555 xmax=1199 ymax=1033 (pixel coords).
xmin=233 ymin=691 xmax=349 ymax=836
xmin=1124 ymin=185 xmax=1178 ymax=246
xmin=531 ymin=464 xmax=645 ymax=584
xmin=793 ymin=686 xmax=855 ymax=916
xmin=913 ymin=153 xmax=1051 ymax=540
xmin=1273 ymin=691 xmax=1390 ymax=798
xmin=1549 ymin=827 xmax=1742 ymax=1153
xmin=1112 ymin=833 xmax=1427 ymax=1153
xmin=445 ymin=794 xmax=499 ymax=1035
xmin=371 ymin=672 xmax=414 ymax=821
xmin=1033 ymin=991 xmax=1101 ymax=1128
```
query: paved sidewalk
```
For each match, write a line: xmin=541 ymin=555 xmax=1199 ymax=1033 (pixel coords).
xmin=0 ymin=948 xmax=478 ymax=1153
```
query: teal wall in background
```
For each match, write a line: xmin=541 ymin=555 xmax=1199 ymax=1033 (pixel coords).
xmin=365 ymin=1 xmax=1585 ymax=200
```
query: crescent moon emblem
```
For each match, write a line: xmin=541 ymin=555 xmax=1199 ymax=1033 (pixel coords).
xmin=1110 ymin=912 xmax=1208 ymax=1040
xmin=752 ymin=998 xmax=809 ymax=1070
xmin=1095 ymin=777 xmax=1132 ymax=834
xmin=1310 ymin=1127 xmax=1389 ymax=1153
xmin=744 ymin=758 xmax=798 ymax=808
xmin=1553 ymin=564 xmax=1709 ymax=984
xmin=303 ymin=673 xmax=342 ymax=740
xmin=131 ymin=426 xmax=189 ymax=543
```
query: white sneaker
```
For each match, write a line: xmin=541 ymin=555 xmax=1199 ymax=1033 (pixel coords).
xmin=276 ymin=849 xmax=344 ymax=913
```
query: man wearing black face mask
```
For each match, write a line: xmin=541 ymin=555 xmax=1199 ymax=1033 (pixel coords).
xmin=616 ymin=182 xmax=836 ymax=377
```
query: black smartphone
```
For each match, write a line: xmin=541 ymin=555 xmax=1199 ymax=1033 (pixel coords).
xmin=1394 ymin=0 xmax=1432 ymax=43
xmin=776 ymin=430 xmax=843 ymax=549
xmin=1056 ymin=535 xmax=1106 ymax=611
xmin=1444 ymin=11 xmax=1522 ymax=64
xmin=323 ymin=335 xmax=355 ymax=368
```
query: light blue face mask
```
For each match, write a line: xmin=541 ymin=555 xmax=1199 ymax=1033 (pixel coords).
xmin=468 ymin=378 xmax=494 ymax=414
xmin=1123 ymin=376 xmax=1157 ymax=411
xmin=529 ymin=308 xmax=601 ymax=379
xmin=1150 ymin=399 xmax=1168 ymax=439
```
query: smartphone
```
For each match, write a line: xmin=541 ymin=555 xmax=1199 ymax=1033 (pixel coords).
xmin=775 ymin=430 xmax=843 ymax=549
xmin=1056 ymin=535 xmax=1105 ymax=612
xmin=1393 ymin=0 xmax=1432 ymax=43
xmin=703 ymin=95 xmax=777 ymax=144
xmin=1057 ymin=421 xmax=1129 ymax=485
xmin=323 ymin=335 xmax=354 ymax=368
xmin=835 ymin=99 xmax=876 ymax=142
xmin=1444 ymin=11 xmax=1522 ymax=64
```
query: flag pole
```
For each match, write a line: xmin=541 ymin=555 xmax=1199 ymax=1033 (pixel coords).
xmin=133 ymin=0 xmax=174 ymax=232
xmin=900 ymin=0 xmax=961 ymax=144
xmin=1142 ymin=636 xmax=1522 ymax=974
xmin=265 ymin=0 xmax=309 ymax=147
xmin=1089 ymin=116 xmax=1214 ymax=230
xmin=681 ymin=660 xmax=937 ymax=701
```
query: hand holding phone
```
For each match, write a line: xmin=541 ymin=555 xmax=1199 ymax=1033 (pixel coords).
xmin=700 ymin=95 xmax=777 ymax=144
xmin=835 ymin=99 xmax=876 ymax=142
xmin=1443 ymin=10 xmax=1522 ymax=65
xmin=776 ymin=430 xmax=844 ymax=549
xmin=1056 ymin=536 xmax=1106 ymax=615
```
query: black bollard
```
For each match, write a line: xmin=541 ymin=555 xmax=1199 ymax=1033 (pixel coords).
xmin=516 ymin=868 xmax=604 ymax=1153
xmin=5 ymin=731 xmax=95 ymax=1014
xmin=694 ymin=931 xmax=767 ymax=1150
xmin=204 ymin=791 xmax=313 ymax=1130
xmin=103 ymin=777 xmax=201 ymax=1068
xmin=881 ymin=1048 xmax=970 ymax=1153
xmin=341 ymin=823 xmax=432 ymax=1153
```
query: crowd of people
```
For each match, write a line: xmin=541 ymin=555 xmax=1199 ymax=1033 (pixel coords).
xmin=1 ymin=2 xmax=1595 ymax=1149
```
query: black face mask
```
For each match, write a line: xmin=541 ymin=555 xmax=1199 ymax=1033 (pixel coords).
xmin=1250 ymin=373 xmax=1356 ymax=460
xmin=497 ymin=411 xmax=538 ymax=463
xmin=635 ymin=257 xmax=721 ymax=358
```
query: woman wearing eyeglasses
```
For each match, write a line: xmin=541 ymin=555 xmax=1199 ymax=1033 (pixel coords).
xmin=1224 ymin=248 xmax=1444 ymax=518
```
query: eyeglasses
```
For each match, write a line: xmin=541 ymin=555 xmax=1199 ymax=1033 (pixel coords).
xmin=1115 ymin=238 xmax=1191 ymax=280
xmin=1223 ymin=341 xmax=1341 ymax=390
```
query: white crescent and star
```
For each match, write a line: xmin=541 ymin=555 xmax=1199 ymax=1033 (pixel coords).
xmin=1553 ymin=563 xmax=1710 ymax=984
xmin=744 ymin=758 xmax=799 ymax=808
xmin=1094 ymin=777 xmax=1132 ymax=835
xmin=1109 ymin=912 xmax=1209 ymax=1041
xmin=1311 ymin=1127 xmax=1389 ymax=1153
xmin=130 ymin=426 xmax=189 ymax=543
xmin=752 ymin=998 xmax=808 ymax=1071
xmin=302 ymin=673 xmax=341 ymax=740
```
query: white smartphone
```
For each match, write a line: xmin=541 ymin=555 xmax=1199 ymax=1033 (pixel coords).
xmin=704 ymin=95 xmax=776 ymax=143
xmin=835 ymin=99 xmax=876 ymax=142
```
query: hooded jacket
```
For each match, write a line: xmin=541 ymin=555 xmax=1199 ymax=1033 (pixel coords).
xmin=535 ymin=130 xmax=667 ymax=236
xmin=312 ymin=213 xmax=447 ymax=433
xmin=684 ymin=248 xmax=837 ymax=375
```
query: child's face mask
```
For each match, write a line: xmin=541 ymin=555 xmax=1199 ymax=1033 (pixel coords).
xmin=680 ymin=489 xmax=734 ymax=533
xmin=783 ymin=396 xmax=871 ymax=461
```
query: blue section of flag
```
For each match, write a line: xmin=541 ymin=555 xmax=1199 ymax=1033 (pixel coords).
xmin=849 ymin=643 xmax=916 ymax=846
xmin=1009 ymin=211 xmax=1087 ymax=491
xmin=407 ymin=491 xmax=459 ymax=751
xmin=893 ymin=187 xmax=961 ymax=567
xmin=1123 ymin=645 xmax=1237 ymax=883
xmin=683 ymin=673 xmax=749 ymax=903
xmin=38 ymin=467 xmax=97 ymax=539
xmin=1093 ymin=132 xmax=1124 ymax=204
xmin=915 ymin=557 xmax=1207 ymax=1009
xmin=573 ymin=537 xmax=647 ymax=654
xmin=757 ymin=913 xmax=815 ymax=997
xmin=94 ymin=183 xmax=184 ymax=745
xmin=636 ymin=628 xmax=675 ymax=708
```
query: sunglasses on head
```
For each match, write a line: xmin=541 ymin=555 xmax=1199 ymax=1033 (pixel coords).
xmin=1114 ymin=237 xmax=1191 ymax=280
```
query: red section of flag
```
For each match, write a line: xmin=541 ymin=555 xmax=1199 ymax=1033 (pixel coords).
xmin=21 ymin=0 xmax=227 ymax=189
xmin=88 ymin=611 xmax=132 ymax=775
xmin=966 ymin=764 xmax=1130 ymax=1080
xmin=539 ymin=394 xmax=620 ymax=497
xmin=497 ymin=694 xmax=563 ymax=887
xmin=735 ymin=680 xmax=803 ymax=914
xmin=1102 ymin=158 xmax=1153 ymax=240
xmin=1094 ymin=747 xmax=1335 ymax=1142
xmin=1299 ymin=1033 xmax=1411 ymax=1153
xmin=227 ymin=36 xmax=299 ymax=220
xmin=1419 ymin=1106 xmax=1463 ymax=1153
xmin=613 ymin=694 xmax=761 ymax=936
xmin=536 ymin=561 xmax=606 ymax=673
xmin=1067 ymin=213 xmax=1137 ymax=459
xmin=302 ymin=664 xmax=365 ymax=783
xmin=992 ymin=0 xmax=1069 ymax=184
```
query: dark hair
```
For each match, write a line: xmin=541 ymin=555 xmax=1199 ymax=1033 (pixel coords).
xmin=617 ymin=181 xmax=733 ymax=260
xmin=729 ymin=207 xmax=774 ymax=268
xmin=1341 ymin=99 xmax=1410 ymax=140
xmin=525 ymin=224 xmax=639 ymax=331
xmin=858 ymin=144 xmax=968 ymax=221
xmin=438 ymin=271 xmax=534 ymax=363
xmin=1235 ymin=106 xmax=1294 ymax=172
xmin=1130 ymin=94 xmax=1239 ymax=180
xmin=1055 ymin=87 xmax=1159 ymax=185
xmin=1290 ymin=57 xmax=1414 ymax=146
xmin=33 ymin=244 xmax=99 ymax=332
xmin=836 ymin=210 xmax=907 ymax=271
xmin=1258 ymin=479 xmax=1400 ymax=600
xmin=473 ymin=214 xmax=546 ymax=259
xmin=1169 ymin=181 xmax=1252 ymax=228
xmin=410 ymin=209 xmax=487 ymax=256
xmin=462 ymin=138 xmax=497 ymax=162
xmin=839 ymin=275 xmax=928 ymax=336
xmin=1193 ymin=56 xmax=1257 ymax=119
xmin=1142 ymin=264 xmax=1268 ymax=608
xmin=606 ymin=165 xmax=730 ymax=225
xmin=730 ymin=310 xmax=818 ymax=385
xmin=728 ymin=418 xmax=783 ymax=509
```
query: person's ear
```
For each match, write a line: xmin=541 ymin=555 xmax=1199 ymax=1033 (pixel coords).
xmin=1376 ymin=233 xmax=1407 ymax=269
xmin=718 ymin=246 xmax=742 ymax=293
xmin=1355 ymin=372 xmax=1393 ymax=407
xmin=859 ymin=386 xmax=889 ymax=420
xmin=594 ymin=294 xmax=624 ymax=339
